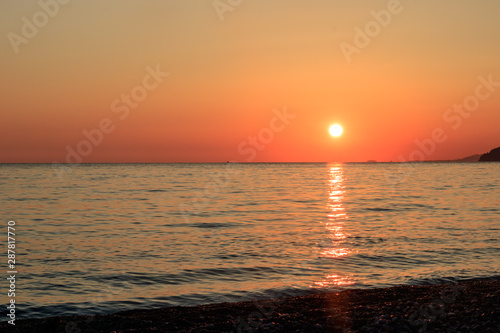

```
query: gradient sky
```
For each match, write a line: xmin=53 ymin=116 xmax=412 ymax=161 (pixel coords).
xmin=1 ymin=0 xmax=499 ymax=163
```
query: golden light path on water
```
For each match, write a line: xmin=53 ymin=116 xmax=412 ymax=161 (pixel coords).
xmin=312 ymin=163 xmax=355 ymax=288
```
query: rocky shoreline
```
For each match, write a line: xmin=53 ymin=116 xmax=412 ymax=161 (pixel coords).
xmin=2 ymin=277 xmax=499 ymax=332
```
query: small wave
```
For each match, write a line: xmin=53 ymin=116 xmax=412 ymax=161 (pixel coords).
xmin=7 ymin=197 xmax=56 ymax=202
xmin=161 ymin=222 xmax=240 ymax=229
xmin=87 ymin=266 xmax=286 ymax=286
xmin=478 ymin=208 xmax=499 ymax=212
xmin=191 ymin=222 xmax=237 ymax=229
xmin=365 ymin=207 xmax=395 ymax=212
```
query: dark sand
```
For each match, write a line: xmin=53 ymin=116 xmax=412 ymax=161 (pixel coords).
xmin=2 ymin=277 xmax=498 ymax=332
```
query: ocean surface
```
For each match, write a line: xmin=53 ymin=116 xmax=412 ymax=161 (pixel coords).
xmin=1 ymin=162 xmax=499 ymax=320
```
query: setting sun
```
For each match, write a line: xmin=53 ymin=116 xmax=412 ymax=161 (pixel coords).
xmin=329 ymin=124 xmax=343 ymax=137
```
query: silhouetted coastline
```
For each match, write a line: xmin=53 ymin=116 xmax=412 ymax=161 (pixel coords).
xmin=479 ymin=147 xmax=500 ymax=162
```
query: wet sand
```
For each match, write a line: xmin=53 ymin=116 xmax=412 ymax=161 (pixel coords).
xmin=2 ymin=277 xmax=498 ymax=332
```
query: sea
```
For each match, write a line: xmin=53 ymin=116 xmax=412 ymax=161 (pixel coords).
xmin=1 ymin=162 xmax=499 ymax=320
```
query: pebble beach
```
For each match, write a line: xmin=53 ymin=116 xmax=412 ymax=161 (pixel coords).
xmin=2 ymin=277 xmax=498 ymax=333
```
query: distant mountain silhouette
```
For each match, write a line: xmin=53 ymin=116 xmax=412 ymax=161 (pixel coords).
xmin=479 ymin=147 xmax=500 ymax=162
xmin=454 ymin=154 xmax=482 ymax=162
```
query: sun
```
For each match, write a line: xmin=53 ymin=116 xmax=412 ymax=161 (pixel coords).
xmin=329 ymin=124 xmax=343 ymax=137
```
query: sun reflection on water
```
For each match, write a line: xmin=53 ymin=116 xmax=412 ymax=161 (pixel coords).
xmin=322 ymin=163 xmax=350 ymax=258
xmin=313 ymin=163 xmax=355 ymax=288
xmin=312 ymin=274 xmax=355 ymax=288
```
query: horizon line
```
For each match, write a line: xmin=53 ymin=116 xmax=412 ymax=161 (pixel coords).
xmin=0 ymin=160 xmax=488 ymax=165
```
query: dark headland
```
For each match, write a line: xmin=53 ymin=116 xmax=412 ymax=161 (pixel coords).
xmin=2 ymin=277 xmax=498 ymax=333
xmin=430 ymin=146 xmax=500 ymax=162
xmin=479 ymin=146 xmax=500 ymax=162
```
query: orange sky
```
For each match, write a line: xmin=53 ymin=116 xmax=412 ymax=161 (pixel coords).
xmin=1 ymin=0 xmax=499 ymax=163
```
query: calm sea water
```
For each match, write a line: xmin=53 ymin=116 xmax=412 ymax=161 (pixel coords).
xmin=1 ymin=163 xmax=499 ymax=320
